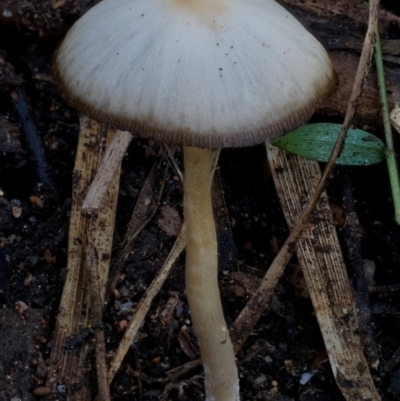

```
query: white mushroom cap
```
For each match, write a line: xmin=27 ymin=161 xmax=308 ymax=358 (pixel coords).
xmin=54 ymin=0 xmax=336 ymax=148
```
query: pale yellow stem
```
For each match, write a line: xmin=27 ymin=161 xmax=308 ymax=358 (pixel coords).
xmin=183 ymin=146 xmax=239 ymax=401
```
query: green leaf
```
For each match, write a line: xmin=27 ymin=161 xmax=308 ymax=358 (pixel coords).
xmin=271 ymin=123 xmax=385 ymax=166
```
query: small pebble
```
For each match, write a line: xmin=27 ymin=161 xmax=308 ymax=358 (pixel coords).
xmin=3 ymin=9 xmax=13 ymax=18
xmin=255 ymin=375 xmax=266 ymax=384
xmin=118 ymin=320 xmax=128 ymax=332
xmin=120 ymin=285 xmax=129 ymax=297
xmin=11 ymin=199 xmax=22 ymax=218
xmin=57 ymin=384 xmax=67 ymax=396
xmin=299 ymin=372 xmax=314 ymax=385
xmin=114 ymin=300 xmax=121 ymax=311
xmin=120 ymin=301 xmax=133 ymax=311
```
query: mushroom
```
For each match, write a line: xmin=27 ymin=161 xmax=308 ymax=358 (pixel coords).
xmin=53 ymin=0 xmax=336 ymax=400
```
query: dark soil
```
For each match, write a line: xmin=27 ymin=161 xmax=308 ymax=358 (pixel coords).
xmin=0 ymin=1 xmax=400 ymax=401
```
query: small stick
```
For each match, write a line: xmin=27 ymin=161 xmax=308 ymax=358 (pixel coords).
xmin=10 ymin=88 xmax=52 ymax=185
xmin=82 ymin=130 xmax=133 ymax=211
xmin=164 ymin=144 xmax=183 ymax=182
xmin=230 ymin=0 xmax=380 ymax=352
xmin=368 ymin=284 xmax=400 ymax=294
xmin=107 ymin=226 xmax=186 ymax=383
xmin=383 ymin=347 xmax=400 ymax=374
xmin=165 ymin=359 xmax=202 ymax=382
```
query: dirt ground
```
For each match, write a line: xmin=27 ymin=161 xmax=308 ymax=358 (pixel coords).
xmin=0 ymin=1 xmax=400 ymax=401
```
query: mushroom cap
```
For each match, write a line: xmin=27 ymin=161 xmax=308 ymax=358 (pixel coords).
xmin=54 ymin=0 xmax=336 ymax=148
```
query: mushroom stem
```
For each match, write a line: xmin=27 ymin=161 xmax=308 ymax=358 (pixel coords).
xmin=183 ymin=146 xmax=239 ymax=401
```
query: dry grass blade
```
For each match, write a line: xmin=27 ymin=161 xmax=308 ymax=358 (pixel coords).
xmin=82 ymin=129 xmax=133 ymax=212
xmin=84 ymin=138 xmax=121 ymax=401
xmin=46 ymin=117 xmax=105 ymax=397
xmin=85 ymin=228 xmax=110 ymax=401
xmin=46 ymin=116 xmax=120 ymax=400
xmin=267 ymin=144 xmax=380 ymax=400
xmin=108 ymin=226 xmax=186 ymax=383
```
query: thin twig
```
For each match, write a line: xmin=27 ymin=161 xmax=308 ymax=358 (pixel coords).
xmin=368 ymin=284 xmax=400 ymax=295
xmin=108 ymin=227 xmax=186 ymax=384
xmin=10 ymin=88 xmax=53 ymax=185
xmin=165 ymin=359 xmax=202 ymax=382
xmin=383 ymin=347 xmax=400 ymax=374
xmin=164 ymin=144 xmax=183 ymax=182
xmin=82 ymin=130 xmax=133 ymax=211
